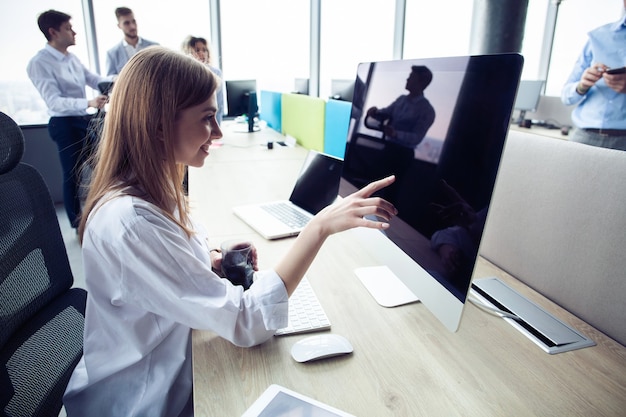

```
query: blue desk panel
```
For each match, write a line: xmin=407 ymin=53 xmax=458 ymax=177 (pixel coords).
xmin=324 ymin=99 xmax=352 ymax=158
xmin=259 ymin=90 xmax=282 ymax=132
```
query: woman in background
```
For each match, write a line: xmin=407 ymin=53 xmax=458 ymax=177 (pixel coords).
xmin=182 ymin=35 xmax=225 ymax=124
xmin=62 ymin=46 xmax=396 ymax=416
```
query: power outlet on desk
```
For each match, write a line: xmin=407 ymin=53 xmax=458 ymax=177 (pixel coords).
xmin=470 ymin=277 xmax=595 ymax=354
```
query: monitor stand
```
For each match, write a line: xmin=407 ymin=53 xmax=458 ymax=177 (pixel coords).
xmin=231 ymin=117 xmax=261 ymax=133
xmin=248 ymin=114 xmax=257 ymax=133
xmin=354 ymin=266 xmax=419 ymax=307
xmin=514 ymin=109 xmax=527 ymax=126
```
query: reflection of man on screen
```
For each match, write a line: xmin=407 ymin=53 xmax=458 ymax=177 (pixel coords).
xmin=365 ymin=65 xmax=436 ymax=203
xmin=366 ymin=65 xmax=435 ymax=148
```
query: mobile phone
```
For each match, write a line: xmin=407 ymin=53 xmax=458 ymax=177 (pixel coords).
xmin=605 ymin=66 xmax=626 ymax=75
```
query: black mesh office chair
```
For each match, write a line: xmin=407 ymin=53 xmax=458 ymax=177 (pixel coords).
xmin=0 ymin=112 xmax=87 ymax=417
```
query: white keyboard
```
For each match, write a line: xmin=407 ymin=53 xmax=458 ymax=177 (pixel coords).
xmin=275 ymin=277 xmax=331 ymax=336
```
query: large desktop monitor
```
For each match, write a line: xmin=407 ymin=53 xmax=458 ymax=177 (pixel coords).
xmin=513 ymin=79 xmax=545 ymax=125
xmin=339 ymin=53 xmax=523 ymax=332
xmin=225 ymin=79 xmax=259 ymax=132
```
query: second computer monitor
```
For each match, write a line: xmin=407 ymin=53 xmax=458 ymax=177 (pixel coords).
xmin=293 ymin=78 xmax=309 ymax=95
xmin=330 ymin=79 xmax=355 ymax=102
xmin=225 ymin=79 xmax=258 ymax=119
xmin=513 ymin=79 xmax=545 ymax=124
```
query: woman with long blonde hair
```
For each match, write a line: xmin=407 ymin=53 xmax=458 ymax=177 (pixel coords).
xmin=63 ymin=46 xmax=396 ymax=416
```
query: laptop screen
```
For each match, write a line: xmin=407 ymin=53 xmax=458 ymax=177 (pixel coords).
xmin=290 ymin=150 xmax=343 ymax=215
xmin=340 ymin=54 xmax=523 ymax=302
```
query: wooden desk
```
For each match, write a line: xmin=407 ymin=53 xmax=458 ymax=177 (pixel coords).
xmin=189 ymin=126 xmax=626 ymax=416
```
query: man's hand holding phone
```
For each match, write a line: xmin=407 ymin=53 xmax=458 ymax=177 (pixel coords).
xmin=604 ymin=66 xmax=626 ymax=94
xmin=605 ymin=66 xmax=626 ymax=75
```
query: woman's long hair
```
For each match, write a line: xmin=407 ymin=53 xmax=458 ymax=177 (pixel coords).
xmin=78 ymin=46 xmax=218 ymax=241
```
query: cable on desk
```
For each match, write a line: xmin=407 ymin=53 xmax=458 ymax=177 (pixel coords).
xmin=467 ymin=293 xmax=522 ymax=321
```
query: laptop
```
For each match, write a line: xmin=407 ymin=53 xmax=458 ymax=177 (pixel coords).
xmin=233 ymin=150 xmax=343 ymax=239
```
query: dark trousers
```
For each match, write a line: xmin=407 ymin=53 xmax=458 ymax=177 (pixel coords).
xmin=47 ymin=115 xmax=93 ymax=228
xmin=571 ymin=128 xmax=626 ymax=151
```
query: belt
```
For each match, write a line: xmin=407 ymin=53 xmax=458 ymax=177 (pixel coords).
xmin=583 ymin=128 xmax=626 ymax=137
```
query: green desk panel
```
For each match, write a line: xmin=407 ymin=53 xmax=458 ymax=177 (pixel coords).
xmin=281 ymin=93 xmax=325 ymax=151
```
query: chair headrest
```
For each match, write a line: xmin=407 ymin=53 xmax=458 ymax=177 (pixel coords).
xmin=0 ymin=112 xmax=25 ymax=175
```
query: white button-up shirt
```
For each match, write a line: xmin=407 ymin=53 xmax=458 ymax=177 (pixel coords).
xmin=26 ymin=44 xmax=108 ymax=117
xmin=63 ymin=192 xmax=289 ymax=416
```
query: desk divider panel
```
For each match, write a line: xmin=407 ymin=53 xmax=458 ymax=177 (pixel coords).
xmin=480 ymin=130 xmax=626 ymax=346
xmin=324 ymin=99 xmax=352 ymax=159
xmin=259 ymin=90 xmax=282 ymax=133
xmin=281 ymin=93 xmax=325 ymax=151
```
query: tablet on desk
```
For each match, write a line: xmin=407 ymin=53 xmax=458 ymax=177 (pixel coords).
xmin=242 ymin=384 xmax=355 ymax=417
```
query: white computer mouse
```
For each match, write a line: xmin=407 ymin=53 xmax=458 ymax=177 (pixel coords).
xmin=290 ymin=334 xmax=354 ymax=363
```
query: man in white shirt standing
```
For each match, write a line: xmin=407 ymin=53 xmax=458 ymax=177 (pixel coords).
xmin=27 ymin=9 xmax=109 ymax=230
xmin=105 ymin=7 xmax=159 ymax=76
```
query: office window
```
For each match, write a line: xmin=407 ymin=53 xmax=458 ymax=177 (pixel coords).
xmin=403 ymin=1 xmax=473 ymax=59
xmin=93 ymin=0 xmax=213 ymax=76
xmin=404 ymin=1 xmax=544 ymax=82
xmin=519 ymin=0 xmax=549 ymax=81
xmin=0 ymin=1 xmax=89 ymax=125
xmin=319 ymin=0 xmax=396 ymax=99
xmin=220 ymin=0 xmax=309 ymax=93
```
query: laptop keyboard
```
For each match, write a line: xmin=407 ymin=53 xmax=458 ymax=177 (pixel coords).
xmin=261 ymin=203 xmax=310 ymax=229
xmin=275 ymin=277 xmax=331 ymax=336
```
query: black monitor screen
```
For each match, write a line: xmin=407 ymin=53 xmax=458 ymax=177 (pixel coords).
xmin=225 ymin=79 xmax=257 ymax=118
xmin=340 ymin=54 xmax=523 ymax=302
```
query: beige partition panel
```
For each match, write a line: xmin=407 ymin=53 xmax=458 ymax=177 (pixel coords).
xmin=480 ymin=130 xmax=626 ymax=345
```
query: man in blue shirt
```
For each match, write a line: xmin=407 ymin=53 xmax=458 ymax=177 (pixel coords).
xmin=27 ymin=9 xmax=110 ymax=230
xmin=561 ymin=5 xmax=626 ymax=151
xmin=106 ymin=7 xmax=159 ymax=76
xmin=366 ymin=65 xmax=436 ymax=150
